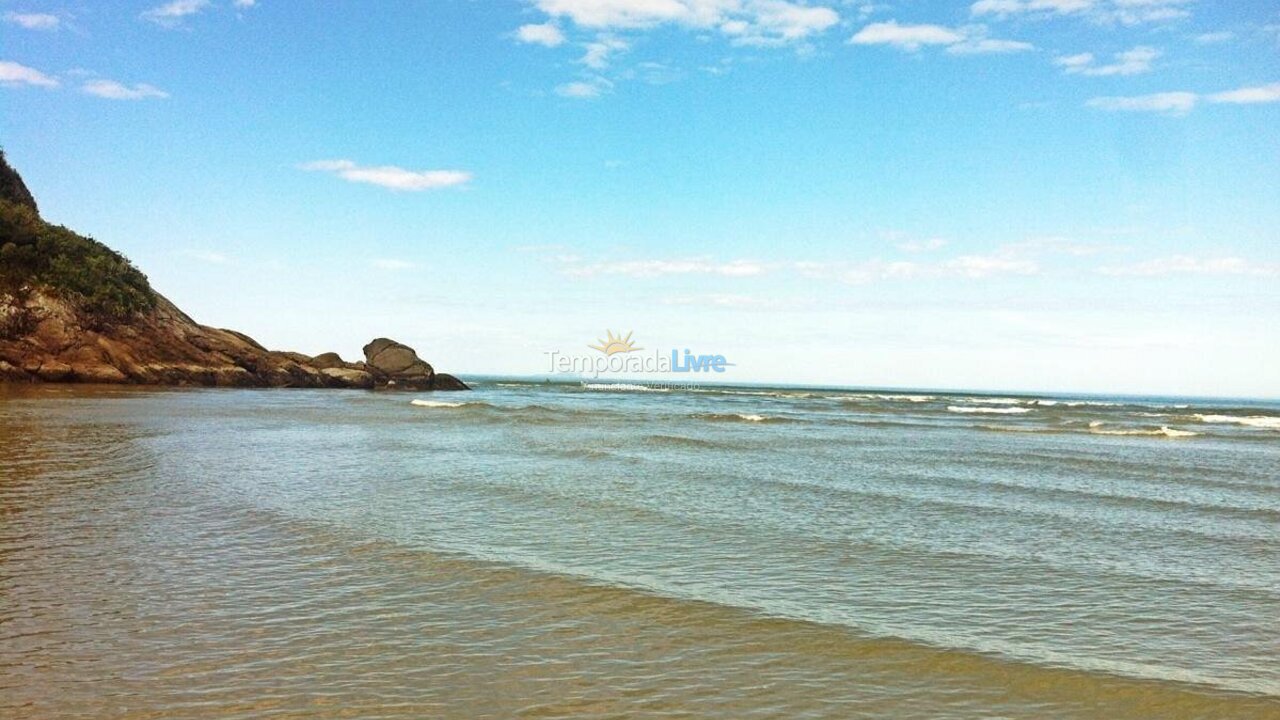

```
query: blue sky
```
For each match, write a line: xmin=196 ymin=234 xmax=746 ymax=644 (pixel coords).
xmin=3 ymin=0 xmax=1279 ymax=396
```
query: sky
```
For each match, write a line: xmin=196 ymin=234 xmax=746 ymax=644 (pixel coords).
xmin=2 ymin=0 xmax=1279 ymax=397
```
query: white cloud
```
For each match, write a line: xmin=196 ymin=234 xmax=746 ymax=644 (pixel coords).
xmin=1098 ymin=255 xmax=1279 ymax=277
xmin=661 ymin=293 xmax=788 ymax=308
xmin=850 ymin=21 xmax=964 ymax=50
xmin=581 ymin=36 xmax=628 ymax=68
xmin=550 ymin=238 xmax=1115 ymax=286
xmin=556 ymin=75 xmax=613 ymax=98
xmin=536 ymin=0 xmax=695 ymax=29
xmin=534 ymin=0 xmax=839 ymax=45
xmin=4 ymin=12 xmax=60 ymax=30
xmin=943 ymin=254 xmax=1039 ymax=278
xmin=1193 ymin=31 xmax=1232 ymax=44
xmin=233 ymin=0 xmax=257 ymax=7
xmin=516 ymin=23 xmax=566 ymax=47
xmin=736 ymin=0 xmax=839 ymax=43
xmin=1086 ymin=83 xmax=1280 ymax=114
xmin=562 ymin=257 xmax=770 ymax=278
xmin=0 ymin=60 xmax=59 ymax=88
xmin=807 ymin=253 xmax=1040 ymax=283
xmin=1057 ymin=46 xmax=1158 ymax=76
xmin=371 ymin=258 xmax=415 ymax=271
xmin=300 ymin=159 xmax=472 ymax=190
xmin=850 ymin=21 xmax=1031 ymax=54
xmin=897 ymin=237 xmax=949 ymax=253
xmin=142 ymin=0 xmax=210 ymax=27
xmin=1005 ymin=236 xmax=1105 ymax=256
xmin=971 ymin=0 xmax=1191 ymax=25
xmin=971 ymin=0 xmax=1097 ymax=19
xmin=1208 ymin=83 xmax=1280 ymax=105
xmin=630 ymin=61 xmax=683 ymax=85
xmin=947 ymin=37 xmax=1035 ymax=55
xmin=1054 ymin=52 xmax=1094 ymax=71
xmin=81 ymin=80 xmax=169 ymax=100
xmin=1086 ymin=91 xmax=1197 ymax=115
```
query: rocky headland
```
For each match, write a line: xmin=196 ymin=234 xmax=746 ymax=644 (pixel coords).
xmin=0 ymin=151 xmax=466 ymax=391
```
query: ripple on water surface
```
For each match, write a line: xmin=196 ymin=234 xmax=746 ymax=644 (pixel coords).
xmin=1 ymin=384 xmax=1278 ymax=719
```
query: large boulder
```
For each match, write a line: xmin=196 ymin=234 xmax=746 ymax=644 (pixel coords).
xmin=321 ymin=366 xmax=375 ymax=389
xmin=362 ymin=337 xmax=436 ymax=389
xmin=430 ymin=373 xmax=470 ymax=391
xmin=363 ymin=338 xmax=427 ymax=374
xmin=310 ymin=352 xmax=346 ymax=370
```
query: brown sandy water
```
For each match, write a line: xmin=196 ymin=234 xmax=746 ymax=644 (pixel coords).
xmin=2 ymin=382 xmax=1277 ymax=718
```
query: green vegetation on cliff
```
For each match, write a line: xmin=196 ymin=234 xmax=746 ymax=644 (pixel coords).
xmin=0 ymin=150 xmax=156 ymax=332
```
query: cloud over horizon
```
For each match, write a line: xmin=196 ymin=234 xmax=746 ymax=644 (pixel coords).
xmin=300 ymin=160 xmax=473 ymax=191
xmin=142 ymin=0 xmax=211 ymax=27
xmin=0 ymin=60 xmax=59 ymax=88
xmin=531 ymin=0 xmax=840 ymax=46
xmin=1056 ymin=46 xmax=1158 ymax=76
xmin=1087 ymin=83 xmax=1280 ymax=115
xmin=5 ymin=12 xmax=60 ymax=30
xmin=971 ymin=0 xmax=1193 ymax=26
xmin=81 ymin=79 xmax=169 ymax=100
xmin=849 ymin=21 xmax=1032 ymax=55
xmin=1098 ymin=255 xmax=1279 ymax=277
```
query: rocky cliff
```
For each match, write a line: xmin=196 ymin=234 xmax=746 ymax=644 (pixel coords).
xmin=0 ymin=151 xmax=466 ymax=391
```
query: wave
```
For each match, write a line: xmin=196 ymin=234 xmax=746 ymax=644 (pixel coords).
xmin=644 ymin=434 xmax=728 ymax=449
xmin=410 ymin=399 xmax=474 ymax=408
xmin=693 ymin=412 xmax=797 ymax=424
xmin=1089 ymin=425 xmax=1200 ymax=438
xmin=693 ymin=389 xmax=814 ymax=399
xmin=830 ymin=394 xmax=935 ymax=403
xmin=979 ymin=423 xmax=1199 ymax=439
xmin=959 ymin=397 xmax=1026 ymax=405
xmin=947 ymin=406 xmax=1031 ymax=415
xmin=1195 ymin=414 xmax=1280 ymax=430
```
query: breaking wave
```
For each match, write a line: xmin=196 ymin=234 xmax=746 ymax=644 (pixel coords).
xmin=1195 ymin=414 xmax=1280 ymax=430
xmin=693 ymin=413 xmax=798 ymax=424
xmin=947 ymin=406 xmax=1032 ymax=415
xmin=410 ymin=399 xmax=474 ymax=409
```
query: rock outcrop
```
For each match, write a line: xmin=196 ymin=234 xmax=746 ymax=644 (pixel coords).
xmin=0 ymin=289 xmax=466 ymax=390
xmin=0 ymin=152 xmax=467 ymax=391
xmin=359 ymin=337 xmax=469 ymax=391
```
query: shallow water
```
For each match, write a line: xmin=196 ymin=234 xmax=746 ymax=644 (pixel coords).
xmin=1 ymin=381 xmax=1278 ymax=718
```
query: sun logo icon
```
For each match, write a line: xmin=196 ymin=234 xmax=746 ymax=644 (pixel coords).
xmin=589 ymin=330 xmax=643 ymax=356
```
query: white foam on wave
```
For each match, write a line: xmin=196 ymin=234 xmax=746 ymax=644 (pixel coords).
xmin=410 ymin=399 xmax=469 ymax=408
xmin=1089 ymin=425 xmax=1199 ymax=438
xmin=830 ymin=394 xmax=934 ymax=403
xmin=696 ymin=389 xmax=812 ymax=399
xmin=738 ymin=414 xmax=767 ymax=422
xmin=947 ymin=406 xmax=1031 ymax=415
xmin=962 ymin=397 xmax=1026 ymax=405
xmin=581 ymin=383 xmax=670 ymax=393
xmin=1194 ymin=414 xmax=1280 ymax=430
xmin=1061 ymin=400 xmax=1121 ymax=407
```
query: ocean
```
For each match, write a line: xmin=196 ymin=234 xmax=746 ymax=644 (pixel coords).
xmin=2 ymin=380 xmax=1277 ymax=718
